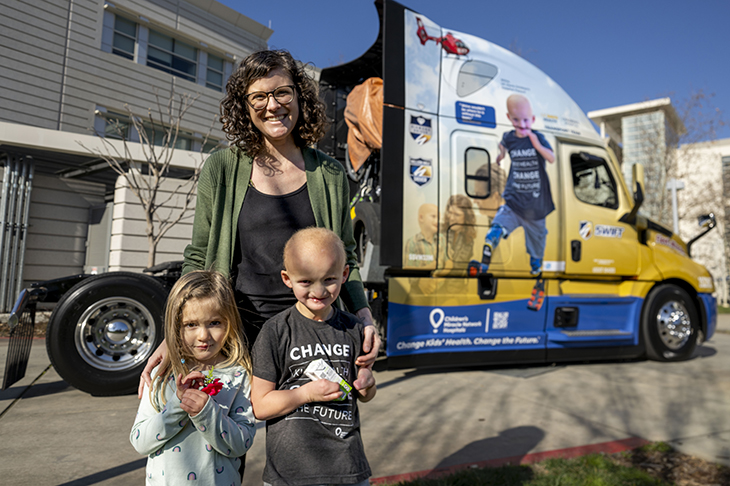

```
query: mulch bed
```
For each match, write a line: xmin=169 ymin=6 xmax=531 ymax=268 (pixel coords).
xmin=0 ymin=312 xmax=51 ymax=338
xmin=611 ymin=445 xmax=730 ymax=486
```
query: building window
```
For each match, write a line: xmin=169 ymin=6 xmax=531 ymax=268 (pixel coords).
xmin=102 ymin=111 xmax=131 ymax=139
xmin=145 ymin=125 xmax=194 ymax=151
xmin=104 ymin=12 xmax=230 ymax=90
xmin=206 ymin=54 xmax=225 ymax=91
xmin=147 ymin=30 xmax=197 ymax=82
xmin=112 ymin=16 xmax=136 ymax=60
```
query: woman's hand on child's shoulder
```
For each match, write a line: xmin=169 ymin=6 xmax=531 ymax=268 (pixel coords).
xmin=302 ymin=379 xmax=343 ymax=403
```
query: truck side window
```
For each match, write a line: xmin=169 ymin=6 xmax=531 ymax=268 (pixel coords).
xmin=571 ymin=153 xmax=618 ymax=209
xmin=465 ymin=147 xmax=491 ymax=198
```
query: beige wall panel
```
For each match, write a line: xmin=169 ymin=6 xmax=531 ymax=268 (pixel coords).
xmin=114 ymin=184 xmax=198 ymax=207
xmin=12 ymin=0 xmax=72 ymax=21
xmin=25 ymin=233 xmax=88 ymax=253
xmin=26 ymin=219 xmax=89 ymax=239
xmin=110 ymin=233 xmax=188 ymax=253
xmin=2 ymin=31 xmax=67 ymax=58
xmin=112 ymin=202 xmax=193 ymax=223
xmin=0 ymin=11 xmax=68 ymax=42
xmin=33 ymin=176 xmax=107 ymax=205
xmin=109 ymin=249 xmax=185 ymax=270
xmin=1 ymin=71 xmax=67 ymax=95
xmin=24 ymin=249 xmax=86 ymax=267
xmin=22 ymin=265 xmax=85 ymax=284
xmin=0 ymin=102 xmax=59 ymax=129
xmin=17 ymin=173 xmax=105 ymax=286
xmin=112 ymin=218 xmax=193 ymax=239
xmin=1 ymin=49 xmax=64 ymax=83
xmin=30 ymin=203 xmax=90 ymax=225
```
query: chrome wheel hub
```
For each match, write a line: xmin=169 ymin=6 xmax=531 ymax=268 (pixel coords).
xmin=656 ymin=300 xmax=692 ymax=350
xmin=74 ymin=297 xmax=157 ymax=371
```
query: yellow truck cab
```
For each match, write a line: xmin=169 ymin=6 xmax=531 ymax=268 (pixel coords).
xmin=319 ymin=0 xmax=717 ymax=368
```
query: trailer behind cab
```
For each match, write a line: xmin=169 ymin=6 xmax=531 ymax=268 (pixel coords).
xmin=2 ymin=0 xmax=718 ymax=396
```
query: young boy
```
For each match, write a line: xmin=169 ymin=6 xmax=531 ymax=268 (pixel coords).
xmin=404 ymin=203 xmax=443 ymax=269
xmin=481 ymin=94 xmax=555 ymax=275
xmin=251 ymin=227 xmax=376 ymax=486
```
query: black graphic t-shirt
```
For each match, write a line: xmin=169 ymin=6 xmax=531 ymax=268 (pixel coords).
xmin=500 ymin=130 xmax=555 ymax=220
xmin=252 ymin=306 xmax=371 ymax=486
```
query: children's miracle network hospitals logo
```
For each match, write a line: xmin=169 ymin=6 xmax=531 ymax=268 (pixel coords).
xmin=409 ymin=115 xmax=432 ymax=144
xmin=410 ymin=158 xmax=432 ymax=186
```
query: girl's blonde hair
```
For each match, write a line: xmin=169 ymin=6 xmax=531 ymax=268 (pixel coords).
xmin=150 ymin=270 xmax=251 ymax=410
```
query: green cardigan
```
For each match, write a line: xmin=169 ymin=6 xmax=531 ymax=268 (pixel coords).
xmin=182 ymin=147 xmax=368 ymax=312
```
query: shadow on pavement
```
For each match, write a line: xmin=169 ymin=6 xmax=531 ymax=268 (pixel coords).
xmin=695 ymin=345 xmax=716 ymax=358
xmin=22 ymin=380 xmax=73 ymax=398
xmin=433 ymin=425 xmax=545 ymax=471
xmin=374 ymin=362 xmax=564 ymax=390
xmin=56 ymin=458 xmax=146 ymax=486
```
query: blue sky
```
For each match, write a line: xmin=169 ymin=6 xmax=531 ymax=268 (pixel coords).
xmin=219 ymin=0 xmax=729 ymax=140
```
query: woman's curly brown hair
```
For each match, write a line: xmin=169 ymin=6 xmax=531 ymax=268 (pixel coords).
xmin=220 ymin=50 xmax=328 ymax=158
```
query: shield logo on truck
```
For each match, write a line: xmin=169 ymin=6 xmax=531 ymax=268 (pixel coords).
xmin=410 ymin=158 xmax=432 ymax=186
xmin=410 ymin=115 xmax=432 ymax=144
xmin=579 ymin=220 xmax=593 ymax=240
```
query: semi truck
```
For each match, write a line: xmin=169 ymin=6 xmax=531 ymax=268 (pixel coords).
xmin=2 ymin=0 xmax=717 ymax=396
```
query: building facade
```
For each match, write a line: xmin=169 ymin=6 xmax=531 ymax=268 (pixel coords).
xmin=589 ymin=100 xmax=729 ymax=305
xmin=0 ymin=0 xmax=272 ymax=311
xmin=588 ymin=98 xmax=684 ymax=227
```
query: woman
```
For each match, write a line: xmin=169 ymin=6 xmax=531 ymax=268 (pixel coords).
xmin=140 ymin=50 xmax=380 ymax=394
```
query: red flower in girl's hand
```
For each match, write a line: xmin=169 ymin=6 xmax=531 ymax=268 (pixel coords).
xmin=201 ymin=378 xmax=223 ymax=396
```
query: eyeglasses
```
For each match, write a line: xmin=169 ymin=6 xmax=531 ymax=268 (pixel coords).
xmin=244 ymin=85 xmax=296 ymax=110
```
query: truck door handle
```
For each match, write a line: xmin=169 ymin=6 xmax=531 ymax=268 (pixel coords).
xmin=571 ymin=240 xmax=581 ymax=262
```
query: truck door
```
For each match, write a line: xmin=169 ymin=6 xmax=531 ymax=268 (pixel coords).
xmin=559 ymin=144 xmax=639 ymax=277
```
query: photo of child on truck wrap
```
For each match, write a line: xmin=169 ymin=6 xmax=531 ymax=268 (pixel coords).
xmin=404 ymin=203 xmax=444 ymax=269
xmin=481 ymin=94 xmax=555 ymax=275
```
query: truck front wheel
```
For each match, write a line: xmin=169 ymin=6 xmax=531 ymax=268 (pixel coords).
xmin=46 ymin=272 xmax=168 ymax=395
xmin=642 ymin=284 xmax=699 ymax=361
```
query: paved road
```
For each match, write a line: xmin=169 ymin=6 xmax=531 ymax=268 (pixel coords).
xmin=2 ymin=317 xmax=729 ymax=485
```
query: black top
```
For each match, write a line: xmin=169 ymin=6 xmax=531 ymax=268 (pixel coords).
xmin=233 ymin=183 xmax=316 ymax=327
xmin=252 ymin=306 xmax=370 ymax=486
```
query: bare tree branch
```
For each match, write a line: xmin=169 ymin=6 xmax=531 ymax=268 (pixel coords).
xmin=79 ymin=86 xmax=214 ymax=267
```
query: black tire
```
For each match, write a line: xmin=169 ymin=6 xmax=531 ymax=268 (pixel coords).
xmin=46 ymin=272 xmax=169 ymax=395
xmin=352 ymin=202 xmax=380 ymax=270
xmin=641 ymin=284 xmax=699 ymax=361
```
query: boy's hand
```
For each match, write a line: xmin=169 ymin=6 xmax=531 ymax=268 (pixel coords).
xmin=527 ymin=130 xmax=539 ymax=146
xmin=354 ymin=368 xmax=375 ymax=392
xmin=302 ymin=379 xmax=343 ymax=403
xmin=175 ymin=371 xmax=206 ymax=402
xmin=180 ymin=387 xmax=209 ymax=417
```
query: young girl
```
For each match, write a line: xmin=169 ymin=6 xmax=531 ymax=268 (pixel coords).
xmin=130 ymin=270 xmax=255 ymax=485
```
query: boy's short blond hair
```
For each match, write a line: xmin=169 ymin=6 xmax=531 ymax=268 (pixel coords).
xmin=283 ymin=227 xmax=347 ymax=270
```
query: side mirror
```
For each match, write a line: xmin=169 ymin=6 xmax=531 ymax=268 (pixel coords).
xmin=632 ymin=163 xmax=645 ymax=208
xmin=687 ymin=213 xmax=717 ymax=258
xmin=698 ymin=213 xmax=716 ymax=230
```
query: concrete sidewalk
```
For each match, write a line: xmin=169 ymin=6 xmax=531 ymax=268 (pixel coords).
xmin=1 ymin=315 xmax=729 ymax=485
